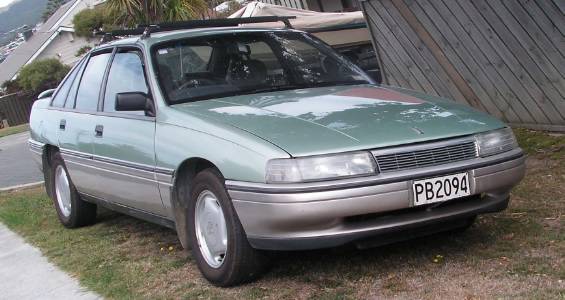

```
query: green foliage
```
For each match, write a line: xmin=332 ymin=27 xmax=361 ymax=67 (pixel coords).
xmin=72 ymin=7 xmax=115 ymax=37
xmin=16 ymin=59 xmax=70 ymax=93
xmin=104 ymin=0 xmax=207 ymax=26
xmin=75 ymin=45 xmax=92 ymax=57
xmin=1 ymin=79 xmax=21 ymax=95
xmin=514 ymin=128 xmax=565 ymax=160
xmin=73 ymin=1 xmax=206 ymax=36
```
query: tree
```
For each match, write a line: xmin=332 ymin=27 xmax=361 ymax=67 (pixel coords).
xmin=0 ymin=79 xmax=21 ymax=95
xmin=72 ymin=6 xmax=115 ymax=37
xmin=104 ymin=0 xmax=207 ymax=26
xmin=16 ymin=59 xmax=70 ymax=93
xmin=75 ymin=45 xmax=92 ymax=57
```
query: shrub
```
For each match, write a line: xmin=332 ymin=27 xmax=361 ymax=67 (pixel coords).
xmin=73 ymin=7 xmax=114 ymax=37
xmin=16 ymin=59 xmax=70 ymax=93
xmin=1 ymin=79 xmax=21 ymax=95
xmin=75 ymin=45 xmax=92 ymax=57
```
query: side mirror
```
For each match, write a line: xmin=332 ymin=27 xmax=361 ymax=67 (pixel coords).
xmin=115 ymin=92 xmax=154 ymax=116
xmin=37 ymin=89 xmax=55 ymax=100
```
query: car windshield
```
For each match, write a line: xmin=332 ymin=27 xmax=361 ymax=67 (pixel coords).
xmin=153 ymin=31 xmax=373 ymax=104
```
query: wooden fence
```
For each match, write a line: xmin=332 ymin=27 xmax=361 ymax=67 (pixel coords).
xmin=0 ymin=93 xmax=35 ymax=127
xmin=360 ymin=0 xmax=565 ymax=131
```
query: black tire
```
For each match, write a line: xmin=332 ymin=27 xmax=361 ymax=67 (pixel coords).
xmin=187 ymin=168 xmax=268 ymax=286
xmin=452 ymin=216 xmax=477 ymax=233
xmin=50 ymin=151 xmax=97 ymax=228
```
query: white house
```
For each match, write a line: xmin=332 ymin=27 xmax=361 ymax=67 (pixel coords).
xmin=0 ymin=0 xmax=102 ymax=84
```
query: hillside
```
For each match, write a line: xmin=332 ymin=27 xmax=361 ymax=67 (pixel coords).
xmin=0 ymin=0 xmax=49 ymax=45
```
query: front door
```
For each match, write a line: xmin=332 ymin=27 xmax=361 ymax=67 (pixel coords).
xmin=91 ymin=48 xmax=165 ymax=216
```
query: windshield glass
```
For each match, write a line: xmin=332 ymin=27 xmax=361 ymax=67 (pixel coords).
xmin=152 ymin=31 xmax=373 ymax=104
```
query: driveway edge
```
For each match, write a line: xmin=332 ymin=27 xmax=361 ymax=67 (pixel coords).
xmin=0 ymin=181 xmax=44 ymax=193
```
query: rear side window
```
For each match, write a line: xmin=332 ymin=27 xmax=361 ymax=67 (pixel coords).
xmin=64 ymin=59 xmax=86 ymax=109
xmin=51 ymin=59 xmax=83 ymax=107
xmin=75 ymin=52 xmax=111 ymax=111
xmin=103 ymin=50 xmax=148 ymax=113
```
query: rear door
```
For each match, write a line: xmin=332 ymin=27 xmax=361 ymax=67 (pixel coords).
xmin=57 ymin=50 xmax=113 ymax=196
xmin=91 ymin=47 xmax=165 ymax=216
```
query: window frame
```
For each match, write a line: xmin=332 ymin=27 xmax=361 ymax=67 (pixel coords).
xmin=150 ymin=31 xmax=373 ymax=106
xmin=73 ymin=47 xmax=114 ymax=112
xmin=49 ymin=56 xmax=87 ymax=107
xmin=47 ymin=43 xmax=157 ymax=121
xmin=100 ymin=46 xmax=152 ymax=114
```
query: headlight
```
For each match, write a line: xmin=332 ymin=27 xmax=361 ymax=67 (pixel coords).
xmin=266 ymin=151 xmax=377 ymax=183
xmin=475 ymin=127 xmax=518 ymax=157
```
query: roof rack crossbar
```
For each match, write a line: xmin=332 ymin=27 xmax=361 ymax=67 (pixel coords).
xmin=95 ymin=16 xmax=296 ymax=38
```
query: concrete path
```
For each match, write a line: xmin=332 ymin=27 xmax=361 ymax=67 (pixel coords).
xmin=0 ymin=223 xmax=101 ymax=300
xmin=0 ymin=132 xmax=44 ymax=188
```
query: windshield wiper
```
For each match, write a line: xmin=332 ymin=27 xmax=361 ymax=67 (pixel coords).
xmin=241 ymin=81 xmax=367 ymax=95
xmin=243 ymin=85 xmax=308 ymax=95
xmin=308 ymin=80 xmax=369 ymax=88
xmin=170 ymin=81 xmax=369 ymax=104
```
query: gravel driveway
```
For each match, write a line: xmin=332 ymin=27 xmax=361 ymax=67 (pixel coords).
xmin=0 ymin=132 xmax=44 ymax=189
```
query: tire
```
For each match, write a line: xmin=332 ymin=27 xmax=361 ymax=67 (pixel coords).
xmin=187 ymin=168 xmax=268 ymax=286
xmin=452 ymin=216 xmax=477 ymax=233
xmin=50 ymin=151 xmax=97 ymax=228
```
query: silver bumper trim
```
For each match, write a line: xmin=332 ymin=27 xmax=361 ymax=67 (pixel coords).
xmin=228 ymin=150 xmax=526 ymax=250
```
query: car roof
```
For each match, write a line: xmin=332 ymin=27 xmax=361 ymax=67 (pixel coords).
xmin=95 ymin=27 xmax=299 ymax=50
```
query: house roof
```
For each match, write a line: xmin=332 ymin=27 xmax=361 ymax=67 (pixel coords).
xmin=0 ymin=0 xmax=81 ymax=83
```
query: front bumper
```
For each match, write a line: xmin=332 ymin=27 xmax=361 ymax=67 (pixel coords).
xmin=227 ymin=149 xmax=526 ymax=250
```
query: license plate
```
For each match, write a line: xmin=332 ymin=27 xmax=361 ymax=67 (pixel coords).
xmin=412 ymin=172 xmax=471 ymax=206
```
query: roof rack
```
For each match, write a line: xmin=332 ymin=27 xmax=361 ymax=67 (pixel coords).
xmin=95 ymin=16 xmax=296 ymax=40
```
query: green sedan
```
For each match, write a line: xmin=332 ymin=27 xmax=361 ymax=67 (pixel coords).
xmin=29 ymin=25 xmax=525 ymax=286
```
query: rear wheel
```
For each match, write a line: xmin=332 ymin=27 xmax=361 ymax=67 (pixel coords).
xmin=187 ymin=168 xmax=268 ymax=286
xmin=50 ymin=151 xmax=97 ymax=228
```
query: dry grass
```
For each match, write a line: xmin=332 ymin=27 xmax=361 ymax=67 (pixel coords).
xmin=0 ymin=129 xmax=563 ymax=299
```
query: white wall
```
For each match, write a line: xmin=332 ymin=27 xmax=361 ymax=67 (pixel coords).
xmin=36 ymin=32 xmax=93 ymax=65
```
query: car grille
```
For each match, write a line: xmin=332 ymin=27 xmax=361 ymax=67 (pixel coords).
xmin=374 ymin=140 xmax=477 ymax=173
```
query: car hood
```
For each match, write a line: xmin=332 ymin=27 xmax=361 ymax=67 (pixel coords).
xmin=172 ymin=85 xmax=505 ymax=156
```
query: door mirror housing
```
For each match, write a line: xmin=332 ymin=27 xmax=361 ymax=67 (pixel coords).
xmin=115 ymin=92 xmax=154 ymax=116
xmin=37 ymin=89 xmax=56 ymax=100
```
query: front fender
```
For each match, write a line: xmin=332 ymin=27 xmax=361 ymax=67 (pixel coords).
xmin=155 ymin=119 xmax=290 ymax=248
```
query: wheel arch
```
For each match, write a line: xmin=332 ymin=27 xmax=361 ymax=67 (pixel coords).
xmin=171 ymin=157 xmax=223 ymax=249
xmin=42 ymin=144 xmax=59 ymax=199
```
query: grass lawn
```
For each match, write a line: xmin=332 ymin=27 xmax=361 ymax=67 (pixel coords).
xmin=0 ymin=124 xmax=29 ymax=138
xmin=0 ymin=129 xmax=563 ymax=299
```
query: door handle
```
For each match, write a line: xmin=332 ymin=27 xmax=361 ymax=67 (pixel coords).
xmin=94 ymin=125 xmax=104 ymax=137
xmin=59 ymin=119 xmax=66 ymax=130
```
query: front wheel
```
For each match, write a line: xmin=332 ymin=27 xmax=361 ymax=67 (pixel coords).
xmin=187 ymin=168 xmax=268 ymax=286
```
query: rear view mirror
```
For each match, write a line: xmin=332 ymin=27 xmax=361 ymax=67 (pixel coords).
xmin=37 ymin=89 xmax=55 ymax=100
xmin=115 ymin=92 xmax=153 ymax=116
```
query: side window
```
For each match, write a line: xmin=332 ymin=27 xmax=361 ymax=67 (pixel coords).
xmin=103 ymin=50 xmax=148 ymax=113
xmin=64 ymin=59 xmax=86 ymax=109
xmin=51 ymin=59 xmax=83 ymax=107
xmin=75 ymin=52 xmax=111 ymax=111
xmin=155 ymin=45 xmax=212 ymax=94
